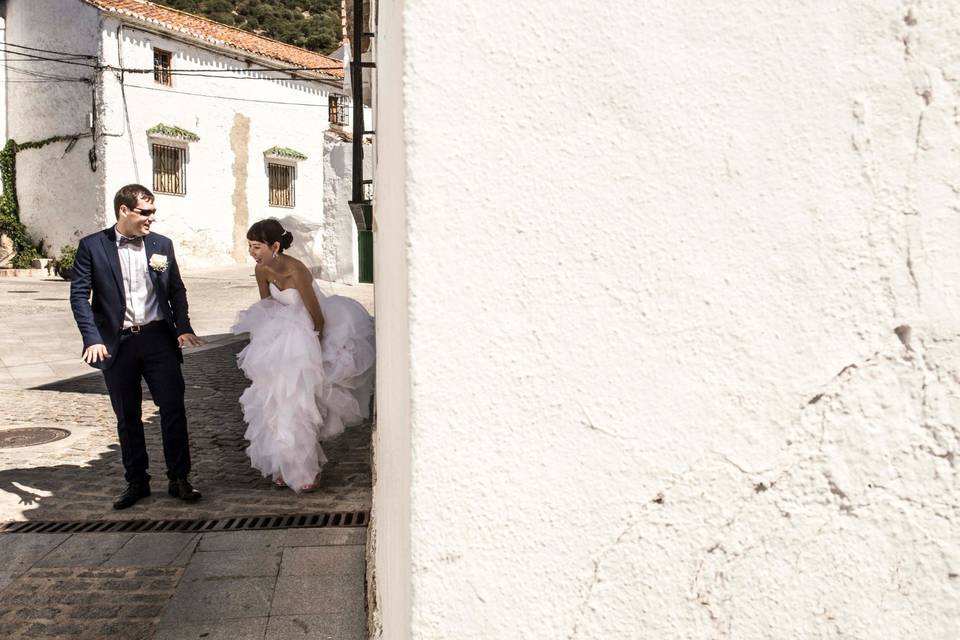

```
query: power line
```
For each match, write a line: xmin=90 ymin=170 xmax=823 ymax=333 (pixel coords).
xmin=0 ymin=52 xmax=93 ymax=62
xmin=3 ymin=40 xmax=98 ymax=59
xmin=4 ymin=79 xmax=91 ymax=84
xmin=0 ymin=54 xmax=98 ymax=68
xmin=0 ymin=57 xmax=328 ymax=86
xmin=108 ymin=64 xmax=341 ymax=76
xmin=5 ymin=64 xmax=92 ymax=82
xmin=126 ymin=82 xmax=331 ymax=108
xmin=153 ymin=72 xmax=332 ymax=81
xmin=0 ymin=47 xmax=341 ymax=78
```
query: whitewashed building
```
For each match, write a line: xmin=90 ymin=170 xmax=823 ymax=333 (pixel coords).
xmin=2 ymin=0 xmax=366 ymax=279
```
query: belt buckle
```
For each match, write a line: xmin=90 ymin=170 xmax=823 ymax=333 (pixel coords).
xmin=130 ymin=324 xmax=141 ymax=334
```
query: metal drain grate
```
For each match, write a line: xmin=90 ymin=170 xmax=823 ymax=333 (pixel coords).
xmin=0 ymin=511 xmax=368 ymax=534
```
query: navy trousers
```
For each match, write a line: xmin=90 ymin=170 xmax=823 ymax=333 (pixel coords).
xmin=102 ymin=325 xmax=191 ymax=484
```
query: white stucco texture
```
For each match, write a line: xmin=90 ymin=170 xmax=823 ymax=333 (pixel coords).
xmin=378 ymin=1 xmax=960 ymax=638
xmin=322 ymin=132 xmax=372 ymax=283
xmin=5 ymin=0 xmax=104 ymax=253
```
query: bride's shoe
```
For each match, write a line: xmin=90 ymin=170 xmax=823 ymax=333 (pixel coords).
xmin=299 ymin=476 xmax=320 ymax=493
xmin=274 ymin=476 xmax=287 ymax=488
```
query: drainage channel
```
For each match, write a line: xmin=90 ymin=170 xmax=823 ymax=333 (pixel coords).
xmin=0 ymin=510 xmax=368 ymax=534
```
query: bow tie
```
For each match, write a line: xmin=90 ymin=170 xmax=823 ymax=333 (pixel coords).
xmin=118 ymin=235 xmax=143 ymax=248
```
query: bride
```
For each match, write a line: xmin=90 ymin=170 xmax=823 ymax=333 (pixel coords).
xmin=232 ymin=219 xmax=375 ymax=492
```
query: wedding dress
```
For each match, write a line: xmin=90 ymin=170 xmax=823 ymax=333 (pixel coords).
xmin=232 ymin=281 xmax=375 ymax=491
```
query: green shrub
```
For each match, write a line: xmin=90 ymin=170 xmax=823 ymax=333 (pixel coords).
xmin=49 ymin=245 xmax=76 ymax=277
xmin=0 ymin=136 xmax=73 ymax=268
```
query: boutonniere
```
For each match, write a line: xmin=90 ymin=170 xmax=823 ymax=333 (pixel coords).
xmin=149 ymin=254 xmax=169 ymax=272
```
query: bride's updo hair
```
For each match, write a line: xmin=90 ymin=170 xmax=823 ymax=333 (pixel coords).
xmin=247 ymin=219 xmax=293 ymax=252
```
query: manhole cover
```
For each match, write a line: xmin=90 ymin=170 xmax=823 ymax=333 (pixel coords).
xmin=0 ymin=428 xmax=71 ymax=448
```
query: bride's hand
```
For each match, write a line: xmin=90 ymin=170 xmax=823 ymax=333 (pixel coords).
xmin=178 ymin=333 xmax=206 ymax=348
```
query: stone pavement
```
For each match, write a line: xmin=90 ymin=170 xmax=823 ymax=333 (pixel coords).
xmin=0 ymin=527 xmax=366 ymax=639
xmin=0 ymin=265 xmax=376 ymax=638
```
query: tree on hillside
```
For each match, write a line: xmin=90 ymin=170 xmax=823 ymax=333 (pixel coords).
xmin=154 ymin=0 xmax=343 ymax=55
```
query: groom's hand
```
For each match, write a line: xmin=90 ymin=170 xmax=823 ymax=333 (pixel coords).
xmin=178 ymin=333 xmax=205 ymax=348
xmin=82 ymin=344 xmax=111 ymax=364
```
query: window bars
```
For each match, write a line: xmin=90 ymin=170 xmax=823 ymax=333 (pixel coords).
xmin=152 ymin=144 xmax=186 ymax=195
xmin=268 ymin=163 xmax=295 ymax=207
xmin=153 ymin=49 xmax=172 ymax=86
xmin=328 ymin=94 xmax=349 ymax=127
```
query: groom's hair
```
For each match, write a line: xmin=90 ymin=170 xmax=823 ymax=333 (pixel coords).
xmin=113 ymin=184 xmax=155 ymax=218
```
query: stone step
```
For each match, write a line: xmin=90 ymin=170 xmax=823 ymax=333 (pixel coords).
xmin=0 ymin=268 xmax=49 ymax=278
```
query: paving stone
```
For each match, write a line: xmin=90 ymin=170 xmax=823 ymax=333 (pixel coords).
xmin=153 ymin=617 xmax=270 ymax=640
xmin=7 ymin=363 xmax=56 ymax=385
xmin=103 ymin=532 xmax=197 ymax=567
xmin=0 ymin=533 xmax=70 ymax=576
xmin=118 ymin=603 xmax=166 ymax=619
xmin=280 ymin=545 xmax=365 ymax=577
xmin=264 ymin=612 xmax=367 ymax=640
xmin=0 ymin=352 xmax=39 ymax=367
xmin=160 ymin=576 xmax=275 ymax=623
xmin=181 ymin=549 xmax=282 ymax=581
xmin=172 ymin=533 xmax=201 ymax=566
xmin=0 ymin=565 xmax=182 ymax=639
xmin=197 ymin=530 xmax=285 ymax=552
xmin=270 ymin=575 xmax=364 ymax=616
xmin=282 ymin=527 xmax=366 ymax=547
xmin=34 ymin=533 xmax=133 ymax=567
xmin=89 ymin=620 xmax=155 ymax=639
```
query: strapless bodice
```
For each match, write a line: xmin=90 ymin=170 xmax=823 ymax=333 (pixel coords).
xmin=269 ymin=282 xmax=301 ymax=306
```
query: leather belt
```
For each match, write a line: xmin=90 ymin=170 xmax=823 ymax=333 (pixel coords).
xmin=121 ymin=320 xmax=166 ymax=335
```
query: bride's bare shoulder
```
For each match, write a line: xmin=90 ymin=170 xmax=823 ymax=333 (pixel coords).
xmin=288 ymin=258 xmax=312 ymax=280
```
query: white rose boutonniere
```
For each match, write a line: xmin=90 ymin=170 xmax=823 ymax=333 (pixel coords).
xmin=149 ymin=254 xmax=169 ymax=273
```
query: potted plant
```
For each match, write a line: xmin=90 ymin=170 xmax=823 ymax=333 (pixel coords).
xmin=49 ymin=245 xmax=76 ymax=280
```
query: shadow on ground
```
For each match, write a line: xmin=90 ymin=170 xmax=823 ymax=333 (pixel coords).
xmin=0 ymin=339 xmax=371 ymax=522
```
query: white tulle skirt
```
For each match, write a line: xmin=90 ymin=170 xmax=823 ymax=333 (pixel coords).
xmin=231 ymin=282 xmax=375 ymax=491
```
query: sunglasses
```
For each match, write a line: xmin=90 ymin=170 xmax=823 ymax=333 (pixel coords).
xmin=131 ymin=207 xmax=157 ymax=216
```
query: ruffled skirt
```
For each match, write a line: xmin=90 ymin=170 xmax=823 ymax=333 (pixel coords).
xmin=232 ymin=284 xmax=375 ymax=490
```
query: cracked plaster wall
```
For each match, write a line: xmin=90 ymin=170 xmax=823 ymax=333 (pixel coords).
xmin=373 ymin=1 xmax=960 ymax=637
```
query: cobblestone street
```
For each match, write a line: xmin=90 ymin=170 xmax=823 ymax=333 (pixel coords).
xmin=0 ymin=341 xmax=372 ymax=521
xmin=0 ymin=266 xmax=375 ymax=638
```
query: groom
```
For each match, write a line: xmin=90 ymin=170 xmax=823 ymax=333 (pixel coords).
xmin=70 ymin=184 xmax=204 ymax=509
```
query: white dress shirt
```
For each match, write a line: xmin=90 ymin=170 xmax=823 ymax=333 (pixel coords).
xmin=115 ymin=228 xmax=161 ymax=328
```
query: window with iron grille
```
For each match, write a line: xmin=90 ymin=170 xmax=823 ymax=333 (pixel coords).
xmin=268 ymin=163 xmax=295 ymax=207
xmin=154 ymin=49 xmax=172 ymax=86
xmin=152 ymin=144 xmax=186 ymax=195
xmin=328 ymin=94 xmax=348 ymax=126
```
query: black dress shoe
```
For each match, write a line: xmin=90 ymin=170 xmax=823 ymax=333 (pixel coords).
xmin=168 ymin=477 xmax=201 ymax=502
xmin=113 ymin=482 xmax=150 ymax=510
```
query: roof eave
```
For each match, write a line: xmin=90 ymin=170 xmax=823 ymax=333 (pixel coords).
xmin=90 ymin=5 xmax=344 ymax=89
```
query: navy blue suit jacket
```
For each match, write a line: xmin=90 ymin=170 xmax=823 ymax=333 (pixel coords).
xmin=70 ymin=228 xmax=194 ymax=370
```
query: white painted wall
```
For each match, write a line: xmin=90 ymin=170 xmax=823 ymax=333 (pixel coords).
xmin=0 ymin=15 xmax=8 ymax=147
xmin=321 ymin=132 xmax=374 ymax=283
xmin=4 ymin=0 xmax=103 ymax=254
xmin=98 ymin=19 xmax=340 ymax=268
xmin=372 ymin=1 xmax=960 ymax=638
xmin=370 ymin=0 xmax=409 ymax=634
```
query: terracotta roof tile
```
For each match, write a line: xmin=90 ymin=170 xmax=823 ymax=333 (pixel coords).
xmin=83 ymin=0 xmax=343 ymax=78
